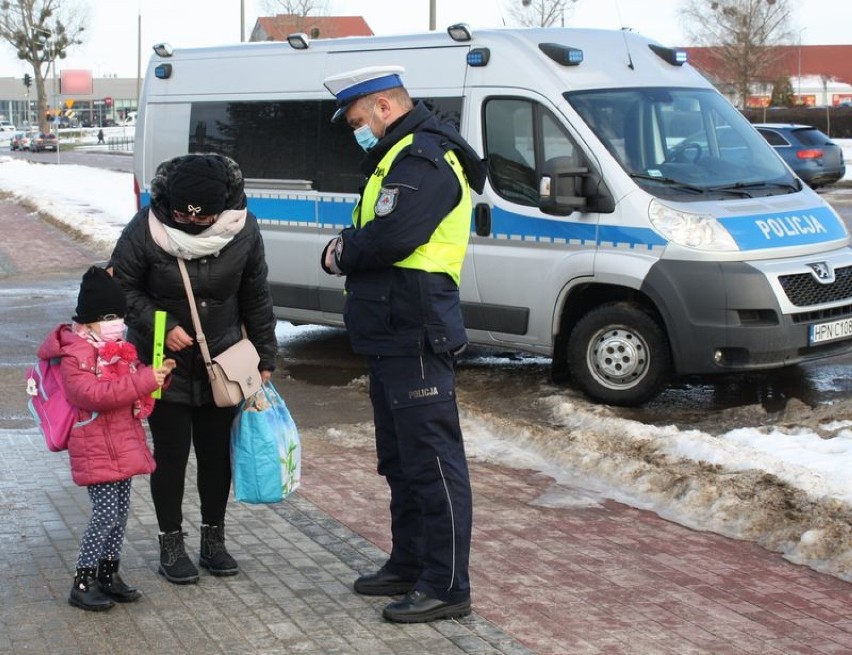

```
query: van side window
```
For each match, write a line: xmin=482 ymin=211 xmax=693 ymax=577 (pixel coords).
xmin=541 ymin=111 xmax=580 ymax=164
xmin=484 ymin=99 xmax=538 ymax=205
xmin=187 ymin=97 xmax=463 ymax=195
xmin=188 ymin=100 xmax=351 ymax=190
xmin=484 ymin=98 xmax=581 ymax=207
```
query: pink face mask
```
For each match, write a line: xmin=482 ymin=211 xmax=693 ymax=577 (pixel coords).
xmin=98 ymin=318 xmax=127 ymax=342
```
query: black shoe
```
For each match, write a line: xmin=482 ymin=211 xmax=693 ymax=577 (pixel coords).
xmin=97 ymin=559 xmax=142 ymax=602
xmin=199 ymin=524 xmax=239 ymax=577
xmin=158 ymin=531 xmax=199 ymax=584
xmin=68 ymin=567 xmax=115 ymax=612
xmin=382 ymin=590 xmax=471 ymax=623
xmin=353 ymin=567 xmax=416 ymax=596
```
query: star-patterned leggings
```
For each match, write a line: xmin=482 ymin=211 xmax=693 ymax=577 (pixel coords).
xmin=76 ymin=478 xmax=132 ymax=569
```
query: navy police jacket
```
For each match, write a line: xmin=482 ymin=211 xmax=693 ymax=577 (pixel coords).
xmin=333 ymin=102 xmax=487 ymax=357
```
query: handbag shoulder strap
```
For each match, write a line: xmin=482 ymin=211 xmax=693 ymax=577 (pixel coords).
xmin=176 ymin=258 xmax=216 ymax=375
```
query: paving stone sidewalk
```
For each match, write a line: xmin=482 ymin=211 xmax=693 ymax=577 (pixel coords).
xmin=0 ymin=429 xmax=530 ymax=655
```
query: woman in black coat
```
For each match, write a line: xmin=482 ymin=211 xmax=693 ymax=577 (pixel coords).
xmin=110 ymin=153 xmax=277 ymax=584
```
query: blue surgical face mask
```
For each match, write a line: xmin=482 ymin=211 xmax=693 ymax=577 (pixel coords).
xmin=354 ymin=123 xmax=378 ymax=152
xmin=353 ymin=102 xmax=381 ymax=152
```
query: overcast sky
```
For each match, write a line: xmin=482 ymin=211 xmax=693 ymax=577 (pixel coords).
xmin=0 ymin=0 xmax=848 ymax=79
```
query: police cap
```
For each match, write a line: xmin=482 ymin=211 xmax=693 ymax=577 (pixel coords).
xmin=323 ymin=65 xmax=405 ymax=123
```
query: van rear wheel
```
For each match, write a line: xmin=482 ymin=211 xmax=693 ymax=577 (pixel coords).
xmin=568 ymin=302 xmax=671 ymax=406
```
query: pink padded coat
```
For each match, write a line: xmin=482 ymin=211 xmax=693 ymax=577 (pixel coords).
xmin=37 ymin=324 xmax=159 ymax=486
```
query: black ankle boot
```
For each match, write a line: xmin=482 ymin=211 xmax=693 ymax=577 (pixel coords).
xmin=69 ymin=567 xmax=115 ymax=612
xmin=199 ymin=524 xmax=238 ymax=577
xmin=97 ymin=559 xmax=141 ymax=602
xmin=158 ymin=531 xmax=199 ymax=584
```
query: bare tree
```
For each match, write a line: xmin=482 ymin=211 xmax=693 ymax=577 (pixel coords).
xmin=509 ymin=0 xmax=577 ymax=28
xmin=260 ymin=0 xmax=328 ymax=34
xmin=679 ymin=0 xmax=794 ymax=108
xmin=0 ymin=0 xmax=87 ymax=132
xmin=261 ymin=0 xmax=328 ymax=17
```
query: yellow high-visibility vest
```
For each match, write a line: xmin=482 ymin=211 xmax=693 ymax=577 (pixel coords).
xmin=353 ymin=134 xmax=470 ymax=286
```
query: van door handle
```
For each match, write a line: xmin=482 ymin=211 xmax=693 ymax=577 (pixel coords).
xmin=474 ymin=203 xmax=491 ymax=237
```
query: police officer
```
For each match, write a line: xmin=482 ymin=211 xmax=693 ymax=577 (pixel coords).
xmin=321 ymin=66 xmax=487 ymax=623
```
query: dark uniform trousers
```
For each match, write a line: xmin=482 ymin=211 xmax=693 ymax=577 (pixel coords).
xmin=368 ymin=349 xmax=473 ymax=604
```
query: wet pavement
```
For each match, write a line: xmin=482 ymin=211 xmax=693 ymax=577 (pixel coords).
xmin=3 ymin=198 xmax=852 ymax=654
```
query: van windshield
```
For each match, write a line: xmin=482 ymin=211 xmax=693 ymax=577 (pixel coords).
xmin=566 ymin=88 xmax=798 ymax=199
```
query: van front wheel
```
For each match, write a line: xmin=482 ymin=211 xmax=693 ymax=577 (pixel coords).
xmin=568 ymin=303 xmax=671 ymax=406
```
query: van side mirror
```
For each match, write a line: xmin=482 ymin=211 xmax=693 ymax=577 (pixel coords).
xmin=539 ymin=157 xmax=587 ymax=215
xmin=539 ymin=157 xmax=614 ymax=215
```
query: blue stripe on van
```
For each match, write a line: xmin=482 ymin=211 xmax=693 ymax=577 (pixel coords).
xmin=250 ymin=197 xmax=316 ymax=222
xmin=143 ymin=191 xmax=668 ymax=249
xmin=489 ymin=206 xmax=666 ymax=249
xmin=151 ymin=192 xmax=846 ymax=252
xmin=718 ymin=205 xmax=846 ymax=251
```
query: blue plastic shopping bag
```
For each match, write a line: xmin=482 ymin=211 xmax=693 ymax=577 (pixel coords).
xmin=230 ymin=382 xmax=301 ymax=504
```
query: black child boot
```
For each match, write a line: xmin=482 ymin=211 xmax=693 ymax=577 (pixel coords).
xmin=69 ymin=567 xmax=115 ymax=612
xmin=199 ymin=524 xmax=239 ymax=576
xmin=158 ymin=531 xmax=199 ymax=584
xmin=97 ymin=559 xmax=142 ymax=602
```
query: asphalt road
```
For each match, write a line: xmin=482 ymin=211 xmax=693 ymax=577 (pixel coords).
xmin=5 ymin=146 xmax=134 ymax=173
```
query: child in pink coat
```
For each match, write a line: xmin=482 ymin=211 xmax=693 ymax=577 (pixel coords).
xmin=37 ymin=266 xmax=175 ymax=611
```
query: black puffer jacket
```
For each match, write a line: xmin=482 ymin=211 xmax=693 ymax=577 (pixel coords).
xmin=110 ymin=154 xmax=277 ymax=406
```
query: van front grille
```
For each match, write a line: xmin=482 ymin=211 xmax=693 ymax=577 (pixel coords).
xmin=778 ymin=265 xmax=852 ymax=307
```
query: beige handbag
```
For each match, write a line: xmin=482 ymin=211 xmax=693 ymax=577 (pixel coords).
xmin=177 ymin=259 xmax=262 ymax=407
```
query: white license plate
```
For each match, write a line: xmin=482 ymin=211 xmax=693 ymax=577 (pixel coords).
xmin=809 ymin=318 xmax=852 ymax=345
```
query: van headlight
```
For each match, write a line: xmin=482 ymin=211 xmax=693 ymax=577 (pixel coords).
xmin=649 ymin=199 xmax=739 ymax=251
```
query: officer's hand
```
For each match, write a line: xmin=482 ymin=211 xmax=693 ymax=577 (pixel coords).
xmin=321 ymin=237 xmax=343 ymax=276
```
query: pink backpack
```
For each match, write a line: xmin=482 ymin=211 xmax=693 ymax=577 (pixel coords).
xmin=25 ymin=357 xmax=96 ymax=452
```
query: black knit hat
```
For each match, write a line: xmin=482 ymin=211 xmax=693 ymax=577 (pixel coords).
xmin=167 ymin=155 xmax=229 ymax=217
xmin=73 ymin=266 xmax=127 ymax=324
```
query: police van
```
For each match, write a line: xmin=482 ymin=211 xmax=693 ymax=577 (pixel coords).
xmin=134 ymin=26 xmax=852 ymax=406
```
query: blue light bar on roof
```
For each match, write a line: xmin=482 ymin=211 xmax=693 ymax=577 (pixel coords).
xmin=538 ymin=43 xmax=583 ymax=67
xmin=649 ymin=44 xmax=688 ymax=66
xmin=467 ymin=48 xmax=490 ymax=67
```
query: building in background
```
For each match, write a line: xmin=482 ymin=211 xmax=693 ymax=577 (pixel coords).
xmin=686 ymin=44 xmax=852 ymax=108
xmin=249 ymin=14 xmax=372 ymax=41
xmin=0 ymin=75 xmax=138 ymax=128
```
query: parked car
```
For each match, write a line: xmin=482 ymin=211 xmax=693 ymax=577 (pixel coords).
xmin=11 ymin=131 xmax=36 ymax=151
xmin=29 ymin=132 xmax=58 ymax=152
xmin=9 ymin=131 xmax=25 ymax=150
xmin=753 ymin=123 xmax=846 ymax=188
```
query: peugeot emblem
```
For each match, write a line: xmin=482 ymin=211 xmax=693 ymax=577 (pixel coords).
xmin=806 ymin=262 xmax=835 ymax=285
